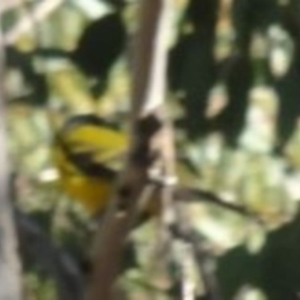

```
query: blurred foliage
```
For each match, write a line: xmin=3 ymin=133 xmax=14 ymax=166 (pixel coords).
xmin=3 ymin=0 xmax=300 ymax=299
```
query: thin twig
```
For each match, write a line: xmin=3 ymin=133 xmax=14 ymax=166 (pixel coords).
xmin=170 ymin=226 xmax=222 ymax=300
xmin=175 ymin=188 xmax=263 ymax=223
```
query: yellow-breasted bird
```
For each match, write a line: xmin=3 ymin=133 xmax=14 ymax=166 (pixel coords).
xmin=53 ymin=114 xmax=252 ymax=219
xmin=53 ymin=114 xmax=203 ymax=216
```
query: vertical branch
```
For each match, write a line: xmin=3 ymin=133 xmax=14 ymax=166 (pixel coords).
xmin=85 ymin=0 xmax=172 ymax=299
xmin=0 ymin=20 xmax=22 ymax=300
xmin=131 ymin=0 xmax=171 ymax=117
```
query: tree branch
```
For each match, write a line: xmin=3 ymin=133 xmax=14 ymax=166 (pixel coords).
xmin=85 ymin=0 xmax=172 ymax=299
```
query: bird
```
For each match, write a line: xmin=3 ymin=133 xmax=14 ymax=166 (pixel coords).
xmin=53 ymin=113 xmax=208 ymax=216
xmin=53 ymin=114 xmax=253 ymax=219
